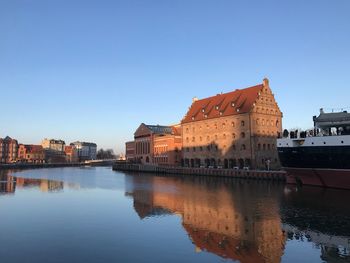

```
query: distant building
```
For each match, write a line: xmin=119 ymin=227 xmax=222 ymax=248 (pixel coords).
xmin=132 ymin=123 xmax=182 ymax=166
xmin=181 ymin=78 xmax=282 ymax=169
xmin=70 ymin=141 xmax=97 ymax=161
xmin=64 ymin=146 xmax=78 ymax=163
xmin=0 ymin=136 xmax=19 ymax=163
xmin=125 ymin=141 xmax=135 ymax=161
xmin=41 ymin=138 xmax=66 ymax=163
xmin=17 ymin=144 xmax=45 ymax=163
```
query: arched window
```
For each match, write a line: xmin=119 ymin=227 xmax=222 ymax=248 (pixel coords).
xmin=232 ymin=133 xmax=236 ymax=139
xmin=241 ymin=144 xmax=246 ymax=150
xmin=231 ymin=122 xmax=235 ymax=127
xmin=241 ymin=121 xmax=245 ymax=127
xmin=241 ymin=132 xmax=245 ymax=138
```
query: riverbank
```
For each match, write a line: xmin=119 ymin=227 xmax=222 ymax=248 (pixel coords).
xmin=0 ymin=160 xmax=115 ymax=170
xmin=112 ymin=163 xmax=287 ymax=181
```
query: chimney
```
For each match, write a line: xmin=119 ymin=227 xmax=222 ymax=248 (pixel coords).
xmin=263 ymin=77 xmax=269 ymax=87
xmin=320 ymin=108 xmax=324 ymax=114
xmin=192 ymin=97 xmax=198 ymax=103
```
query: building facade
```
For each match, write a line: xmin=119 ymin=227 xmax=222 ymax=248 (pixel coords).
xmin=133 ymin=123 xmax=182 ymax=166
xmin=0 ymin=136 xmax=19 ymax=163
xmin=181 ymin=78 xmax=282 ymax=170
xmin=17 ymin=144 xmax=45 ymax=163
xmin=41 ymin=139 xmax=66 ymax=163
xmin=70 ymin=141 xmax=97 ymax=161
xmin=125 ymin=141 xmax=135 ymax=162
xmin=64 ymin=146 xmax=78 ymax=163
xmin=153 ymin=125 xmax=182 ymax=166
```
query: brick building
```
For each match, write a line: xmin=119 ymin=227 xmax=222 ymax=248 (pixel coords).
xmin=125 ymin=141 xmax=135 ymax=162
xmin=0 ymin=136 xmax=18 ymax=163
xmin=70 ymin=141 xmax=97 ymax=161
xmin=132 ymin=123 xmax=182 ymax=166
xmin=64 ymin=146 xmax=78 ymax=163
xmin=41 ymin=138 xmax=66 ymax=163
xmin=17 ymin=144 xmax=45 ymax=163
xmin=181 ymin=78 xmax=282 ymax=170
xmin=153 ymin=124 xmax=182 ymax=166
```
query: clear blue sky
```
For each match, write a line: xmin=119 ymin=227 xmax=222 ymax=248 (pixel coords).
xmin=1 ymin=0 xmax=350 ymax=154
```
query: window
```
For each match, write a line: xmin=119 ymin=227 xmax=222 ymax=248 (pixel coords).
xmin=223 ymin=134 xmax=226 ymax=139
xmin=222 ymin=123 xmax=225 ymax=128
xmin=192 ymin=137 xmax=195 ymax=142
xmin=232 ymin=133 xmax=236 ymax=139
xmin=258 ymin=144 xmax=261 ymax=150
xmin=186 ymin=137 xmax=189 ymax=143
xmin=241 ymin=121 xmax=245 ymax=126
xmin=241 ymin=132 xmax=245 ymax=138
xmin=231 ymin=121 xmax=235 ymax=127
xmin=199 ymin=136 xmax=202 ymax=142
xmin=241 ymin=144 xmax=246 ymax=150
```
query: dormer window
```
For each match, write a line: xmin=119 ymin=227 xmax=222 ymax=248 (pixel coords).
xmin=219 ymin=111 xmax=223 ymax=116
xmin=191 ymin=116 xmax=195 ymax=120
xmin=202 ymin=108 xmax=205 ymax=113
xmin=231 ymin=102 xmax=235 ymax=107
xmin=236 ymin=108 xmax=240 ymax=112
xmin=204 ymin=114 xmax=208 ymax=118
xmin=215 ymin=106 xmax=219 ymax=110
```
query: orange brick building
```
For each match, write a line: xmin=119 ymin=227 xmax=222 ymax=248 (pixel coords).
xmin=64 ymin=146 xmax=78 ymax=163
xmin=181 ymin=78 xmax=282 ymax=169
xmin=17 ymin=144 xmax=45 ymax=163
xmin=130 ymin=123 xmax=182 ymax=166
xmin=0 ymin=136 xmax=19 ymax=163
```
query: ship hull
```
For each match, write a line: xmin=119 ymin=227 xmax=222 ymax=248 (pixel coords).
xmin=284 ymin=167 xmax=350 ymax=190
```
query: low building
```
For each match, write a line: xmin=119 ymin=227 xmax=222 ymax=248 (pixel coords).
xmin=153 ymin=124 xmax=182 ymax=166
xmin=181 ymin=78 xmax=282 ymax=170
xmin=17 ymin=144 xmax=45 ymax=163
xmin=64 ymin=146 xmax=78 ymax=163
xmin=125 ymin=141 xmax=135 ymax=162
xmin=133 ymin=123 xmax=182 ymax=166
xmin=0 ymin=136 xmax=19 ymax=163
xmin=41 ymin=138 xmax=66 ymax=163
xmin=70 ymin=141 xmax=97 ymax=161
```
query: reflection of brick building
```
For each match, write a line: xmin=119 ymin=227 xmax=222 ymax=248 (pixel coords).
xmin=0 ymin=136 xmax=18 ymax=163
xmin=181 ymin=78 xmax=282 ymax=169
xmin=127 ymin=175 xmax=286 ymax=263
xmin=131 ymin=123 xmax=182 ymax=166
xmin=17 ymin=144 xmax=45 ymax=163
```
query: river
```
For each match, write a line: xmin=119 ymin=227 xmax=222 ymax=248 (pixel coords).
xmin=0 ymin=167 xmax=349 ymax=263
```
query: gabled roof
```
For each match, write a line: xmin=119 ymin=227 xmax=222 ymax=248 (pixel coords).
xmin=181 ymin=82 xmax=265 ymax=124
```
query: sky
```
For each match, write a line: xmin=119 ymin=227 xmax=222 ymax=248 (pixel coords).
xmin=1 ymin=0 xmax=350 ymax=154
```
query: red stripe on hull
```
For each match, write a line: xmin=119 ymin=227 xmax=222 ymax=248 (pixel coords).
xmin=285 ymin=168 xmax=350 ymax=190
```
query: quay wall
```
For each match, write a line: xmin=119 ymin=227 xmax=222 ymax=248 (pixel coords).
xmin=112 ymin=163 xmax=287 ymax=181
xmin=0 ymin=161 xmax=114 ymax=170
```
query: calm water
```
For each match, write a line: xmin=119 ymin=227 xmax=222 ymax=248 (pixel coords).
xmin=0 ymin=167 xmax=349 ymax=263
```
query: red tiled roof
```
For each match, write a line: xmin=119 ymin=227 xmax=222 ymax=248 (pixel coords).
xmin=181 ymin=83 xmax=264 ymax=123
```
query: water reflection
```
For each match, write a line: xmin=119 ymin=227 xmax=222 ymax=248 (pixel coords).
xmin=125 ymin=175 xmax=286 ymax=262
xmin=125 ymin=173 xmax=350 ymax=263
xmin=0 ymin=169 xmax=64 ymax=193
xmin=1 ymin=168 xmax=349 ymax=262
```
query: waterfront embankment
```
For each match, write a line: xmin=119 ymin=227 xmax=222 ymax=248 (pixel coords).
xmin=0 ymin=160 xmax=115 ymax=170
xmin=112 ymin=163 xmax=286 ymax=181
